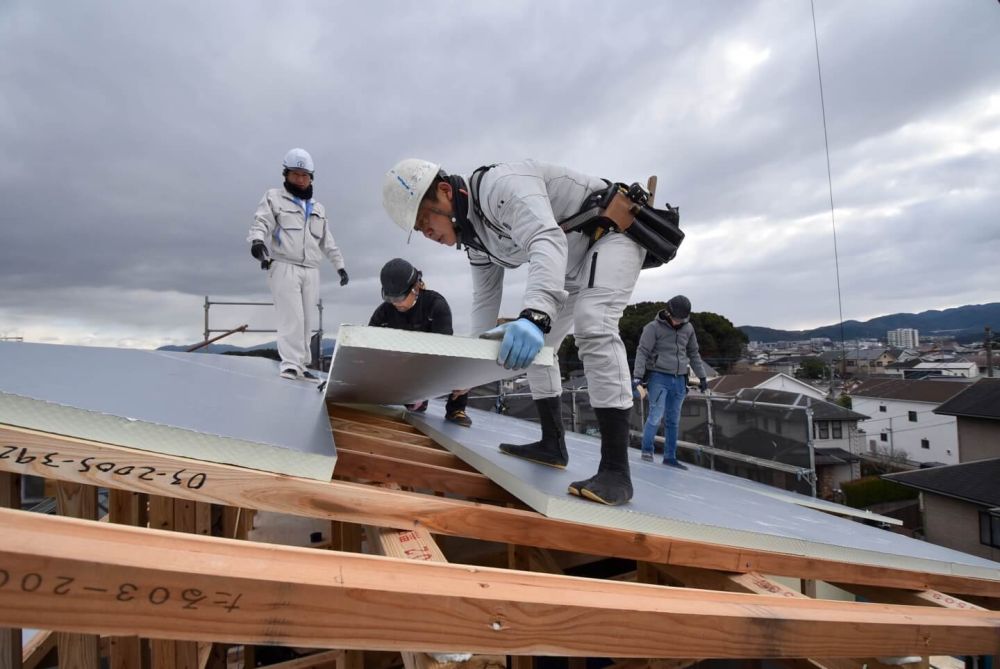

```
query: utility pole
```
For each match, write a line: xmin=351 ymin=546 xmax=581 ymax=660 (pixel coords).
xmin=986 ymin=326 xmax=994 ymax=378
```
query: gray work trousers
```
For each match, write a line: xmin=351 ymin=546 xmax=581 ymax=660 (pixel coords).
xmin=526 ymin=232 xmax=645 ymax=409
xmin=267 ymin=261 xmax=318 ymax=373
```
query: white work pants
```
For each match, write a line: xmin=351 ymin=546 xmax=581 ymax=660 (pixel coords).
xmin=267 ymin=261 xmax=318 ymax=373
xmin=526 ymin=232 xmax=646 ymax=409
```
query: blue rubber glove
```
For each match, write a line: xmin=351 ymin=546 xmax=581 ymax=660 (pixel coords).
xmin=481 ymin=319 xmax=544 ymax=370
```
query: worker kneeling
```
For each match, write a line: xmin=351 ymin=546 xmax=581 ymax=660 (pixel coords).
xmin=369 ymin=258 xmax=472 ymax=427
xmin=382 ymin=159 xmax=674 ymax=506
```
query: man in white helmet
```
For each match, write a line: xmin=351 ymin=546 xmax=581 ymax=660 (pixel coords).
xmin=248 ymin=148 xmax=349 ymax=381
xmin=381 ymin=159 xmax=649 ymax=505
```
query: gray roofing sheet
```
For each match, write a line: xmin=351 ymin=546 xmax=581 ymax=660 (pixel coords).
xmin=0 ymin=342 xmax=335 ymax=480
xmin=324 ymin=325 xmax=554 ymax=405
xmin=408 ymin=401 xmax=1000 ymax=581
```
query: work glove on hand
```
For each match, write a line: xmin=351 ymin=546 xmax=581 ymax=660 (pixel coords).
xmin=338 ymin=268 xmax=349 ymax=286
xmin=632 ymin=378 xmax=648 ymax=401
xmin=481 ymin=319 xmax=544 ymax=370
xmin=699 ymin=378 xmax=708 ymax=393
xmin=250 ymin=241 xmax=271 ymax=270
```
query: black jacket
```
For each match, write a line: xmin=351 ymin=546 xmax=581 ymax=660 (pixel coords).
xmin=368 ymin=289 xmax=453 ymax=335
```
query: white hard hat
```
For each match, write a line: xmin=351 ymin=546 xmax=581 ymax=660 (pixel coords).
xmin=382 ymin=158 xmax=442 ymax=234
xmin=283 ymin=148 xmax=314 ymax=174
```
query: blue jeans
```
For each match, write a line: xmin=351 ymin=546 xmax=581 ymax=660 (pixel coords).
xmin=641 ymin=372 xmax=687 ymax=462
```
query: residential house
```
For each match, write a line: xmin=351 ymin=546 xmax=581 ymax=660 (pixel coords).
xmin=883 ymin=359 xmax=922 ymax=378
xmin=689 ymin=381 xmax=868 ymax=499
xmin=707 ymin=371 xmax=827 ymax=400
xmin=968 ymin=352 xmax=1000 ymax=378
xmin=906 ymin=360 xmax=979 ymax=380
xmin=820 ymin=348 xmax=897 ymax=376
xmin=883 ymin=459 xmax=1000 ymax=562
xmin=933 ymin=377 xmax=1000 ymax=463
xmin=849 ymin=378 xmax=970 ymax=465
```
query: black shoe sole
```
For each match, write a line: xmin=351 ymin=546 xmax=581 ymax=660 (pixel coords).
xmin=499 ymin=447 xmax=567 ymax=469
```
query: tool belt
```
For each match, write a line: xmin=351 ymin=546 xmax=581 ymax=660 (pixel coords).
xmin=558 ymin=181 xmax=683 ymax=270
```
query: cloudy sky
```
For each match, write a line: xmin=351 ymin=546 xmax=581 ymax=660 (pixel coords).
xmin=2 ymin=1 xmax=998 ymax=349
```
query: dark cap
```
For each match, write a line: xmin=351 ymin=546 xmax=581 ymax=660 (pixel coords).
xmin=666 ymin=295 xmax=692 ymax=320
xmin=380 ymin=258 xmax=421 ymax=301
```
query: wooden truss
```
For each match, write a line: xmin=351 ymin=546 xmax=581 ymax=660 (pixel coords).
xmin=0 ymin=403 xmax=998 ymax=669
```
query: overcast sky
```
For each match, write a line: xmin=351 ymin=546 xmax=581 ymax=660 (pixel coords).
xmin=2 ymin=1 xmax=998 ymax=349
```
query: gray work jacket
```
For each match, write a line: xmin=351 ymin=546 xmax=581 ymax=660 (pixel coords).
xmin=633 ymin=311 xmax=707 ymax=381
xmin=464 ymin=160 xmax=604 ymax=336
xmin=248 ymin=188 xmax=345 ymax=270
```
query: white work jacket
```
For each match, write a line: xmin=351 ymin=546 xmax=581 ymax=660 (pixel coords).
xmin=248 ymin=188 xmax=345 ymax=270
xmin=465 ymin=160 xmax=605 ymax=336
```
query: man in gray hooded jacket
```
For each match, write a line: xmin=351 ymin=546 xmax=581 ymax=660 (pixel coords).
xmin=633 ymin=295 xmax=707 ymax=468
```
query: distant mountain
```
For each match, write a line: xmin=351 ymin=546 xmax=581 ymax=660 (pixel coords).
xmin=739 ymin=303 xmax=1000 ymax=344
xmin=158 ymin=338 xmax=337 ymax=355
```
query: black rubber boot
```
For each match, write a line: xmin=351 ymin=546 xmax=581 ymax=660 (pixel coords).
xmin=499 ymin=396 xmax=568 ymax=468
xmin=570 ymin=407 xmax=633 ymax=506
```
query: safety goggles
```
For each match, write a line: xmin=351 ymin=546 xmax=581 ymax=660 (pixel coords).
xmin=383 ymin=285 xmax=416 ymax=305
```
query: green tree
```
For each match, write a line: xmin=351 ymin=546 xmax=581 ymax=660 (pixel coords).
xmin=554 ymin=302 xmax=749 ymax=376
xmin=797 ymin=356 xmax=827 ymax=380
xmin=620 ymin=302 xmax=748 ymax=373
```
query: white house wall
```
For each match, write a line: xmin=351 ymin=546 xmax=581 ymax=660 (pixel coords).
xmin=852 ymin=397 xmax=959 ymax=465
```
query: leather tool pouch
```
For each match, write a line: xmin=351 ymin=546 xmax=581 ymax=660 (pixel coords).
xmin=558 ymin=182 xmax=684 ymax=270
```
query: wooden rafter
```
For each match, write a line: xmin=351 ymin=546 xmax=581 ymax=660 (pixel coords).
xmin=1 ymin=508 xmax=998 ymax=658
xmin=334 ymin=448 xmax=516 ymax=504
xmin=332 ymin=428 xmax=475 ymax=472
xmin=0 ymin=424 xmax=998 ymax=598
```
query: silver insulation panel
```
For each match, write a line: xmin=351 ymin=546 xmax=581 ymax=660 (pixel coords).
xmin=408 ymin=401 xmax=1000 ymax=582
xmin=324 ymin=325 xmax=554 ymax=405
xmin=0 ymin=342 xmax=335 ymax=480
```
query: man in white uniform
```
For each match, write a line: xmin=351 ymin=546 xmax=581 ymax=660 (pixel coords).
xmin=382 ymin=159 xmax=647 ymax=505
xmin=248 ymin=148 xmax=349 ymax=381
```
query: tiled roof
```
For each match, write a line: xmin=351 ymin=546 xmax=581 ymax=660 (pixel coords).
xmin=733 ymin=388 xmax=869 ymax=421
xmin=934 ymin=378 xmax=1000 ymax=420
xmin=848 ymin=378 xmax=970 ymax=404
xmin=883 ymin=458 xmax=1000 ymax=508
xmin=706 ymin=371 xmax=778 ymax=394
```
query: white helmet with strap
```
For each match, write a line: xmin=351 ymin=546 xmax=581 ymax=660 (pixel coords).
xmin=382 ymin=158 xmax=441 ymax=234
xmin=283 ymin=148 xmax=314 ymax=174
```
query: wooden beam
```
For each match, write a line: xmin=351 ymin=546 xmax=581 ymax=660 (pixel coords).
xmin=335 ymin=449 xmax=515 ymax=503
xmin=1 ymin=424 xmax=998 ymax=598
xmin=21 ymin=631 xmax=55 ymax=669
xmin=256 ymin=650 xmax=344 ymax=669
xmin=56 ymin=481 xmax=101 ymax=669
xmin=332 ymin=429 xmax=474 ymax=471
xmin=1 ymin=472 xmax=21 ymax=669
xmin=1 ymin=510 xmax=998 ymax=659
xmin=330 ymin=419 xmax=438 ymax=448
xmin=148 ymin=495 xmax=199 ymax=669
xmin=831 ymin=583 xmax=987 ymax=611
xmin=109 ymin=485 xmax=146 ymax=669
xmin=653 ymin=566 xmax=908 ymax=669
xmin=328 ymin=406 xmax=425 ymax=435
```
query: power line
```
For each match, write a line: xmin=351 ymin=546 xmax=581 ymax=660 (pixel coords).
xmin=810 ymin=0 xmax=847 ymax=387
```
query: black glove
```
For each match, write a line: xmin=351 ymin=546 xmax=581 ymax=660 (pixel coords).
xmin=250 ymin=241 xmax=271 ymax=270
xmin=338 ymin=268 xmax=349 ymax=286
xmin=699 ymin=378 xmax=708 ymax=393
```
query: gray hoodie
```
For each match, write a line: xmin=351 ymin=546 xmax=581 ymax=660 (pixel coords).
xmin=633 ymin=310 xmax=707 ymax=380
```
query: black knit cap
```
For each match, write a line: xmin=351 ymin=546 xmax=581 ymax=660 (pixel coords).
xmin=380 ymin=258 xmax=421 ymax=301
xmin=666 ymin=295 xmax=691 ymax=320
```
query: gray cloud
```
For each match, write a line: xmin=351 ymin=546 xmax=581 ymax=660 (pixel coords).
xmin=1 ymin=0 xmax=999 ymax=347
